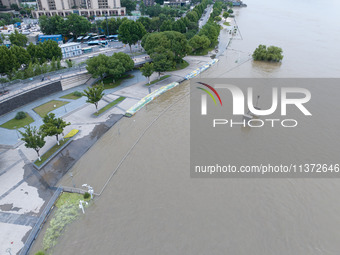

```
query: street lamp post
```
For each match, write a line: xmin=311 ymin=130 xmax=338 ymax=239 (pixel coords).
xmin=79 ymin=200 xmax=88 ymax=214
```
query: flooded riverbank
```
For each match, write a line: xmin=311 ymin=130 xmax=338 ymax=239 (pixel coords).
xmin=31 ymin=0 xmax=340 ymax=254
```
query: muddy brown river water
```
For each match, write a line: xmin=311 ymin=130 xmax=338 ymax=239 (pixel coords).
xmin=38 ymin=0 xmax=340 ymax=254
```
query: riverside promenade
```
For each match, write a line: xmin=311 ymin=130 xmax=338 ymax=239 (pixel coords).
xmin=0 ymin=55 xmax=213 ymax=254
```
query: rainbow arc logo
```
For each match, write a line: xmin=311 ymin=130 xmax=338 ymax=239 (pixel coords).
xmin=197 ymin=82 xmax=222 ymax=115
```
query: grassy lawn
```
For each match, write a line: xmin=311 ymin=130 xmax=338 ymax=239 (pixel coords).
xmin=60 ymin=92 xmax=82 ymax=100
xmin=33 ymin=100 xmax=69 ymax=118
xmin=95 ymin=74 xmax=134 ymax=90
xmin=169 ymin=60 xmax=189 ymax=71
xmin=56 ymin=192 xmax=90 ymax=208
xmin=223 ymin=21 xmax=230 ymax=26
xmin=34 ymin=138 xmax=70 ymax=167
xmin=146 ymin=75 xmax=171 ymax=86
xmin=0 ymin=113 xmax=34 ymax=129
xmin=94 ymin=96 xmax=126 ymax=116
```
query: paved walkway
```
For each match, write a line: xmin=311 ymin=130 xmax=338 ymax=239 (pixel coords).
xmin=0 ymin=55 xmax=213 ymax=254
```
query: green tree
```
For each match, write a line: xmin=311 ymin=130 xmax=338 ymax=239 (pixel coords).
xmin=118 ymin=20 xmax=146 ymax=53
xmin=139 ymin=1 xmax=146 ymax=15
xmin=86 ymin=54 xmax=109 ymax=79
xmin=121 ymin=0 xmax=136 ymax=14
xmin=83 ymin=86 xmax=105 ymax=111
xmin=57 ymin=58 xmax=61 ymax=70
xmin=50 ymin=56 xmax=56 ymax=71
xmin=214 ymin=16 xmax=222 ymax=22
xmin=9 ymin=30 xmax=28 ymax=47
xmin=198 ymin=22 xmax=220 ymax=47
xmin=252 ymin=45 xmax=283 ymax=62
xmin=10 ymin=3 xmax=20 ymax=11
xmin=152 ymin=52 xmax=172 ymax=79
xmin=140 ymin=62 xmax=154 ymax=84
xmin=150 ymin=17 xmax=161 ymax=32
xmin=40 ymin=113 xmax=70 ymax=145
xmin=27 ymin=43 xmax=36 ymax=58
xmin=42 ymin=63 xmax=49 ymax=73
xmin=10 ymin=45 xmax=30 ymax=68
xmin=112 ymin=52 xmax=134 ymax=71
xmin=19 ymin=125 xmax=46 ymax=161
xmin=106 ymin=57 xmax=125 ymax=82
xmin=39 ymin=15 xmax=65 ymax=35
xmin=160 ymin=19 xmax=173 ymax=32
xmin=223 ymin=12 xmax=229 ymax=19
xmin=189 ymin=35 xmax=211 ymax=54
xmin=0 ymin=46 xmax=16 ymax=76
xmin=66 ymin=59 xmax=73 ymax=68
xmin=34 ymin=63 xmax=42 ymax=76
xmin=41 ymin=40 xmax=62 ymax=61
xmin=138 ymin=17 xmax=151 ymax=32
xmin=186 ymin=11 xmax=199 ymax=23
xmin=35 ymin=44 xmax=47 ymax=64
xmin=142 ymin=31 xmax=190 ymax=64
xmin=64 ymin=14 xmax=91 ymax=39
xmin=24 ymin=62 xmax=34 ymax=79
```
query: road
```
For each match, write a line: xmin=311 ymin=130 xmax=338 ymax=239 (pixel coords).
xmin=199 ymin=4 xmax=213 ymax=29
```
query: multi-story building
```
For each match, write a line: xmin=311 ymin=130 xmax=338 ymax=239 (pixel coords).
xmin=0 ymin=0 xmax=19 ymax=9
xmin=59 ymin=42 xmax=82 ymax=58
xmin=143 ymin=0 xmax=154 ymax=7
xmin=163 ymin=0 xmax=189 ymax=6
xmin=33 ymin=0 xmax=126 ymax=18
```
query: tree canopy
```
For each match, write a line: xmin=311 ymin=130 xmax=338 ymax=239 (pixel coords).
xmin=189 ymin=35 xmax=211 ymax=54
xmin=0 ymin=46 xmax=16 ymax=76
xmin=39 ymin=14 xmax=91 ymax=39
xmin=86 ymin=52 xmax=133 ymax=80
xmin=121 ymin=0 xmax=136 ymax=14
xmin=83 ymin=86 xmax=105 ymax=111
xmin=9 ymin=30 xmax=28 ymax=47
xmin=19 ymin=125 xmax=46 ymax=160
xmin=118 ymin=20 xmax=146 ymax=52
xmin=142 ymin=31 xmax=190 ymax=64
xmin=86 ymin=54 xmax=109 ymax=79
xmin=252 ymin=45 xmax=284 ymax=62
xmin=140 ymin=62 xmax=154 ymax=84
xmin=40 ymin=113 xmax=70 ymax=145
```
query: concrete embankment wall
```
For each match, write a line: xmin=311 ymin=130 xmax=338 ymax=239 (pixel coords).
xmin=125 ymin=59 xmax=219 ymax=117
xmin=0 ymin=81 xmax=62 ymax=116
xmin=61 ymin=73 xmax=92 ymax=90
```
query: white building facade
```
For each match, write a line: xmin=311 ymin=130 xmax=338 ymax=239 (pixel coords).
xmin=59 ymin=42 xmax=83 ymax=59
xmin=33 ymin=0 xmax=126 ymax=18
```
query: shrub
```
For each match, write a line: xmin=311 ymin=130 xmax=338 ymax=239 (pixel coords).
xmin=15 ymin=111 xmax=26 ymax=120
xmin=84 ymin=192 xmax=90 ymax=199
xmin=35 ymin=251 xmax=45 ymax=255
xmin=252 ymin=45 xmax=283 ymax=62
xmin=72 ymin=91 xmax=82 ymax=97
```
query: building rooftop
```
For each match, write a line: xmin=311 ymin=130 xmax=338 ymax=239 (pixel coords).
xmin=59 ymin=42 xmax=82 ymax=47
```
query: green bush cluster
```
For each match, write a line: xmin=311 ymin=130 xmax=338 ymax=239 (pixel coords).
xmin=83 ymin=192 xmax=90 ymax=199
xmin=15 ymin=111 xmax=26 ymax=120
xmin=72 ymin=91 xmax=82 ymax=97
xmin=252 ymin=45 xmax=284 ymax=62
xmin=35 ymin=251 xmax=46 ymax=255
xmin=10 ymin=57 xmax=63 ymax=81
xmin=0 ymin=40 xmax=62 ymax=80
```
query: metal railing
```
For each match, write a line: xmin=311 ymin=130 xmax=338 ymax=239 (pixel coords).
xmin=19 ymin=186 xmax=63 ymax=255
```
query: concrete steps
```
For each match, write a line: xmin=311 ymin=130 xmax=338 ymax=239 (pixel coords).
xmin=61 ymin=73 xmax=92 ymax=90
